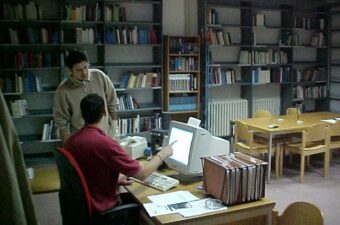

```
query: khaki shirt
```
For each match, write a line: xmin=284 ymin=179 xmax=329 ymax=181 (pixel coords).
xmin=53 ymin=69 xmax=118 ymax=138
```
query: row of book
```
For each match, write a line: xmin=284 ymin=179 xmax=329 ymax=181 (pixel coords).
xmin=120 ymin=72 xmax=160 ymax=89
xmin=271 ymin=67 xmax=292 ymax=83
xmin=205 ymin=29 xmax=232 ymax=46
xmin=239 ymin=50 xmax=288 ymax=65
xmin=253 ymin=14 xmax=265 ymax=26
xmin=294 ymin=16 xmax=325 ymax=30
xmin=169 ymin=38 xmax=199 ymax=54
xmin=118 ymin=114 xmax=162 ymax=135
xmin=206 ymin=8 xmax=219 ymax=25
xmin=0 ymin=72 xmax=42 ymax=93
xmin=202 ymin=152 xmax=267 ymax=205
xmin=5 ymin=27 xmax=59 ymax=44
xmin=294 ymin=85 xmax=327 ymax=100
xmin=1 ymin=2 xmax=42 ymax=20
xmin=117 ymin=94 xmax=139 ymax=111
xmin=294 ymin=67 xmax=327 ymax=82
xmin=63 ymin=3 xmax=101 ymax=21
xmin=169 ymin=95 xmax=197 ymax=111
xmin=169 ymin=57 xmax=198 ymax=71
xmin=105 ymin=27 xmax=157 ymax=45
xmin=104 ymin=4 xmax=126 ymax=22
xmin=0 ymin=51 xmax=59 ymax=69
xmin=41 ymin=120 xmax=60 ymax=141
xmin=251 ymin=68 xmax=271 ymax=84
xmin=10 ymin=99 xmax=29 ymax=117
xmin=169 ymin=74 xmax=198 ymax=91
xmin=208 ymin=67 xmax=240 ymax=85
xmin=61 ymin=28 xmax=97 ymax=44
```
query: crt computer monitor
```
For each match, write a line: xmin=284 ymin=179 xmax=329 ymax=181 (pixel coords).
xmin=164 ymin=121 xmax=230 ymax=176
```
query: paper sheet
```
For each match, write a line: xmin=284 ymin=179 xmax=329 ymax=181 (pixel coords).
xmin=147 ymin=191 xmax=199 ymax=205
xmin=144 ymin=191 xmax=227 ymax=218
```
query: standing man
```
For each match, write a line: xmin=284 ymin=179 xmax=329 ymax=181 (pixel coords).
xmin=53 ymin=50 xmax=119 ymax=144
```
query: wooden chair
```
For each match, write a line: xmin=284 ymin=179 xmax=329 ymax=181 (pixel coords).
xmin=253 ymin=110 xmax=272 ymax=118
xmin=276 ymin=201 xmax=324 ymax=225
xmin=327 ymin=120 xmax=340 ymax=163
xmin=284 ymin=123 xmax=329 ymax=183
xmin=253 ymin=109 xmax=287 ymax=177
xmin=286 ymin=107 xmax=301 ymax=116
xmin=234 ymin=120 xmax=281 ymax=177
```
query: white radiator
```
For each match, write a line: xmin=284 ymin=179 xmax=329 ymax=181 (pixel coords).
xmin=252 ymin=98 xmax=280 ymax=116
xmin=207 ymin=99 xmax=248 ymax=136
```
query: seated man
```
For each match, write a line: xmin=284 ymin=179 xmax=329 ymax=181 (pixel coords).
xmin=64 ymin=93 xmax=173 ymax=215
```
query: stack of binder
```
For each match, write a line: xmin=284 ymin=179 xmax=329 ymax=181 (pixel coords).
xmin=202 ymin=152 xmax=267 ymax=206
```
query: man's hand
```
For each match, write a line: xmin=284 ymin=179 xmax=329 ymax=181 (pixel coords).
xmin=117 ymin=174 xmax=133 ymax=186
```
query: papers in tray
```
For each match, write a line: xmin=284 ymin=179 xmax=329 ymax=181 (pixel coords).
xmin=143 ymin=191 xmax=227 ymax=217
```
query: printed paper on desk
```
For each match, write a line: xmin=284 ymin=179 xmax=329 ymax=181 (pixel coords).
xmin=143 ymin=203 xmax=176 ymax=217
xmin=177 ymin=198 xmax=227 ymax=217
xmin=148 ymin=191 xmax=199 ymax=205
xmin=321 ymin=119 xmax=337 ymax=124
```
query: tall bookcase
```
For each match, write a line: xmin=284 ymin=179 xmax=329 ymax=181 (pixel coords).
xmin=162 ymin=35 xmax=200 ymax=126
xmin=329 ymin=2 xmax=340 ymax=113
xmin=0 ymin=0 xmax=163 ymax=165
xmin=198 ymin=0 xmax=329 ymax=137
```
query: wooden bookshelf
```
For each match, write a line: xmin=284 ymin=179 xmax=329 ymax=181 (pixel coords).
xmin=163 ymin=35 xmax=201 ymax=125
xmin=198 ymin=0 xmax=329 ymax=136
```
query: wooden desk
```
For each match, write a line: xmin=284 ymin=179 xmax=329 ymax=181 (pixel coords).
xmin=125 ymin=170 xmax=275 ymax=225
xmin=29 ymin=164 xmax=60 ymax=194
xmin=237 ymin=111 xmax=340 ymax=181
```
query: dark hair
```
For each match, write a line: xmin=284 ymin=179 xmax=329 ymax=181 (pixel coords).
xmin=80 ymin=94 xmax=105 ymax=124
xmin=65 ymin=50 xmax=88 ymax=69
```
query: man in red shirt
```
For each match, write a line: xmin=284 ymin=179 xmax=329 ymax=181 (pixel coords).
xmin=64 ymin=93 xmax=173 ymax=214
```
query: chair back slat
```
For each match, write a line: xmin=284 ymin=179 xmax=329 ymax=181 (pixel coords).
xmin=304 ymin=123 xmax=327 ymax=143
xmin=278 ymin=201 xmax=324 ymax=225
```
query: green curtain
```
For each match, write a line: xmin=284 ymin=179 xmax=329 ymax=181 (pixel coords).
xmin=0 ymin=89 xmax=39 ymax=225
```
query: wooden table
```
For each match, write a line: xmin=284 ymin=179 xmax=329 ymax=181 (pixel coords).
xmin=237 ymin=111 xmax=340 ymax=181
xmin=29 ymin=164 xmax=60 ymax=194
xmin=125 ymin=169 xmax=275 ymax=225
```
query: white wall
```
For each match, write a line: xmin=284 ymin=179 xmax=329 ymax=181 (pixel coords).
xmin=163 ymin=0 xmax=197 ymax=36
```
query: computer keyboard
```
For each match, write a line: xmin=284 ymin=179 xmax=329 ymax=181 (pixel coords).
xmin=143 ymin=172 xmax=179 ymax=192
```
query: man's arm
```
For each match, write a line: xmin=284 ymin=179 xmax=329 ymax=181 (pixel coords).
xmin=59 ymin=127 xmax=69 ymax=145
xmin=133 ymin=146 xmax=173 ymax=180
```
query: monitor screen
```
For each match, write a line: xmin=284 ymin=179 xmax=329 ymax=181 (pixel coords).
xmin=168 ymin=127 xmax=194 ymax=166
xmin=165 ymin=120 xmax=230 ymax=176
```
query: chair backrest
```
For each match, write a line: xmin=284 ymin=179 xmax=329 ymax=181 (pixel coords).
xmin=304 ymin=123 xmax=327 ymax=143
xmin=234 ymin=121 xmax=252 ymax=142
xmin=254 ymin=110 xmax=272 ymax=118
xmin=286 ymin=107 xmax=301 ymax=116
xmin=55 ymin=147 xmax=93 ymax=225
xmin=328 ymin=120 xmax=340 ymax=137
xmin=278 ymin=201 xmax=324 ymax=225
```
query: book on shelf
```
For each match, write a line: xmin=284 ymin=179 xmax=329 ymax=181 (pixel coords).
xmin=254 ymin=14 xmax=265 ymax=26
xmin=120 ymin=72 xmax=160 ymax=88
xmin=10 ymin=99 xmax=29 ymax=117
xmin=41 ymin=120 xmax=60 ymax=141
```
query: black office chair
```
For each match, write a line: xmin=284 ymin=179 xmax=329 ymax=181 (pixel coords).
xmin=55 ymin=147 xmax=139 ymax=225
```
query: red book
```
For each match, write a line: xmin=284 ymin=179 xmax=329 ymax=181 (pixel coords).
xmin=16 ymin=51 xmax=23 ymax=68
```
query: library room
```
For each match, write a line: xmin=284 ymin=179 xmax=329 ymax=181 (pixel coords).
xmin=1 ymin=0 xmax=340 ymax=225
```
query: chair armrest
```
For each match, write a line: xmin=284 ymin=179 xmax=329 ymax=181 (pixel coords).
xmin=101 ymin=203 xmax=139 ymax=216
